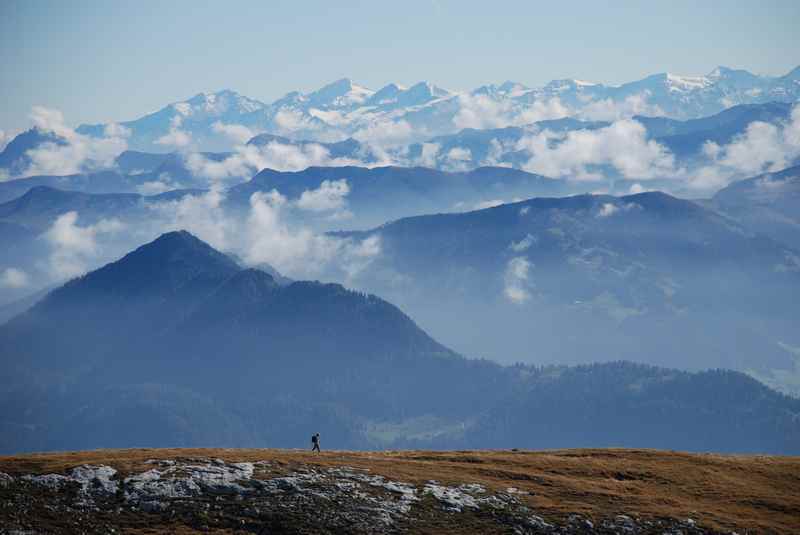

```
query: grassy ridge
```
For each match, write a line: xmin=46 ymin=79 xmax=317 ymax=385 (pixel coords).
xmin=2 ymin=448 xmax=798 ymax=533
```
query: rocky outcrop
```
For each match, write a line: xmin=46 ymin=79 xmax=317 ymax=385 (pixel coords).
xmin=0 ymin=458 xmax=723 ymax=534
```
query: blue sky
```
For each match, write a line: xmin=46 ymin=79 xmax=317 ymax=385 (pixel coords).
xmin=1 ymin=0 xmax=798 ymax=131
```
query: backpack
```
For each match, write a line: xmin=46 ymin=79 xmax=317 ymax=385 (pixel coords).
xmin=312 ymin=434 xmax=318 ymax=443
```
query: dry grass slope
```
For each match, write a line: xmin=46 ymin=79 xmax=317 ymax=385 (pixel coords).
xmin=1 ymin=448 xmax=798 ymax=533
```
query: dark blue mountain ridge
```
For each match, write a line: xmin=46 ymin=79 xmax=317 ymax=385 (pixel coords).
xmin=247 ymin=133 xmax=380 ymax=162
xmin=114 ymin=150 xmax=173 ymax=174
xmin=0 ymin=230 xmax=798 ymax=454
xmin=335 ymin=190 xmax=800 ymax=372
xmin=711 ymin=163 xmax=800 ymax=248
xmin=227 ymin=165 xmax=569 ymax=228
xmin=639 ymin=101 xmax=795 ymax=158
xmin=0 ymin=185 xmax=204 ymax=232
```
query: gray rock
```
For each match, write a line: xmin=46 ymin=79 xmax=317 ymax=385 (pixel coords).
xmin=22 ymin=473 xmax=71 ymax=490
xmin=0 ymin=472 xmax=14 ymax=488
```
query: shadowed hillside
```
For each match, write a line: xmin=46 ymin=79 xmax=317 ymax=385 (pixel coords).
xmin=338 ymin=191 xmax=800 ymax=376
xmin=0 ymin=231 xmax=798 ymax=455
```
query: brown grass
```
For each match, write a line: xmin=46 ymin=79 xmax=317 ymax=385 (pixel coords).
xmin=2 ymin=447 xmax=798 ymax=533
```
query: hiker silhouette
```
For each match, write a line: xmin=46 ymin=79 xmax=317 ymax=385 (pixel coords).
xmin=311 ymin=432 xmax=321 ymax=452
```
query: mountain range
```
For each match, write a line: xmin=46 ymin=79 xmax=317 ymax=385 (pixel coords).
xmin=226 ymin=165 xmax=568 ymax=229
xmin=408 ymin=101 xmax=798 ymax=173
xmin=2 ymin=99 xmax=796 ymax=204
xmin=2 ymin=165 xmax=800 ymax=373
xmin=59 ymin=65 xmax=800 ymax=153
xmin=0 ymin=230 xmax=797 ymax=454
xmin=338 ymin=191 xmax=800 ymax=380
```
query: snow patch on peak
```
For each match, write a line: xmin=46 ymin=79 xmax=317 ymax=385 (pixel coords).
xmin=665 ymin=73 xmax=711 ymax=91
xmin=173 ymin=102 xmax=192 ymax=116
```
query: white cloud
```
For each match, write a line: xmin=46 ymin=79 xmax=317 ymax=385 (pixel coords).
xmin=243 ymin=190 xmax=339 ymax=276
xmin=453 ymin=94 xmax=511 ymax=130
xmin=173 ymin=102 xmax=192 ymax=116
xmin=338 ymin=234 xmax=382 ymax=278
xmin=43 ymin=211 xmax=125 ymax=280
xmin=518 ymin=119 xmax=677 ymax=180
xmin=453 ymin=94 xmax=568 ymax=130
xmin=627 ymin=183 xmax=649 ymax=194
xmin=473 ymin=199 xmax=504 ymax=210
xmin=353 ymin=119 xmax=413 ymax=148
xmin=30 ymin=106 xmax=74 ymax=139
xmin=186 ymin=141 xmax=362 ymax=184
xmin=443 ymin=147 xmax=472 ymax=171
xmin=688 ymin=105 xmax=800 ymax=191
xmin=273 ymin=108 xmax=325 ymax=134
xmin=136 ymin=173 xmax=183 ymax=195
xmin=155 ymin=115 xmax=192 ymax=148
xmin=148 ymin=189 xmax=234 ymax=251
xmin=296 ymin=179 xmax=350 ymax=212
xmin=0 ymin=267 xmax=30 ymax=289
xmin=579 ymin=93 xmax=664 ymax=121
xmin=718 ymin=122 xmax=787 ymax=174
xmin=480 ymin=138 xmax=517 ymax=167
xmin=515 ymin=98 xmax=571 ymax=125
xmin=414 ymin=143 xmax=440 ymax=167
xmin=212 ymin=122 xmax=255 ymax=144
xmin=241 ymin=190 xmax=380 ymax=280
xmin=597 ymin=203 xmax=618 ymax=217
xmin=103 ymin=123 xmax=132 ymax=138
xmin=0 ymin=129 xmax=16 ymax=152
xmin=504 ymin=256 xmax=532 ymax=304
xmin=597 ymin=202 xmax=641 ymax=218
xmin=510 ymin=234 xmax=536 ymax=252
xmin=145 ymin=187 xmax=379 ymax=282
xmin=23 ymin=107 xmax=129 ymax=177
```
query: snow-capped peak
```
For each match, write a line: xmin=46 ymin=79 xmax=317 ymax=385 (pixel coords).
xmin=367 ymin=83 xmax=408 ymax=105
xmin=181 ymin=90 xmax=265 ymax=115
xmin=407 ymin=81 xmax=451 ymax=99
xmin=308 ymin=78 xmax=375 ymax=108
xmin=543 ymin=79 xmax=599 ymax=93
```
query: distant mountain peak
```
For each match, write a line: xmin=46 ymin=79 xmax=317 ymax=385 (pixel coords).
xmin=543 ymin=78 xmax=600 ymax=93
xmin=408 ymin=81 xmax=448 ymax=96
xmin=707 ymin=65 xmax=734 ymax=77
xmin=109 ymin=229 xmax=240 ymax=282
xmin=499 ymin=80 xmax=530 ymax=93
xmin=392 ymin=82 xmax=451 ymax=106
xmin=152 ymin=229 xmax=201 ymax=245
xmin=177 ymin=90 xmax=266 ymax=115
xmin=381 ymin=82 xmax=405 ymax=92
xmin=368 ymin=83 xmax=407 ymax=105
xmin=782 ymin=65 xmax=800 ymax=80
xmin=308 ymin=78 xmax=374 ymax=107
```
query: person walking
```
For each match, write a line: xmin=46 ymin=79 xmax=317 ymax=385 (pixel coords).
xmin=311 ymin=432 xmax=321 ymax=452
